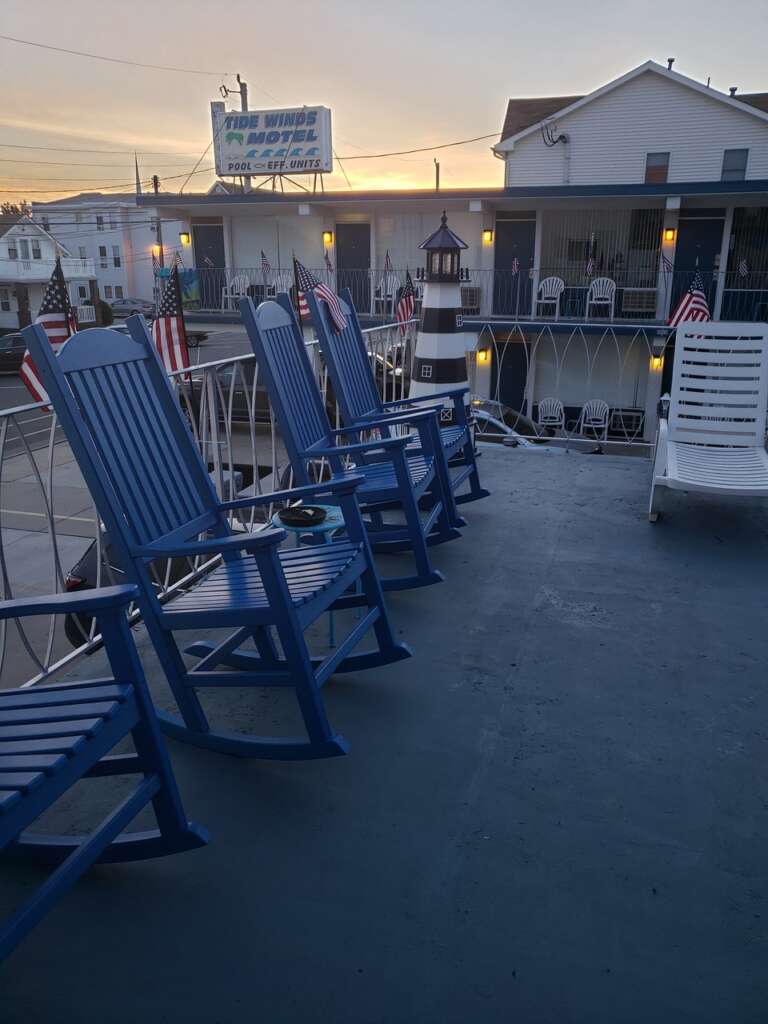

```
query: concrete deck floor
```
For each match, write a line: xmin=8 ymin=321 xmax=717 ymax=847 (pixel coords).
xmin=3 ymin=446 xmax=768 ymax=1023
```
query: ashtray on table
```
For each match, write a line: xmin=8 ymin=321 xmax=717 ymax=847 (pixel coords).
xmin=277 ymin=505 xmax=328 ymax=527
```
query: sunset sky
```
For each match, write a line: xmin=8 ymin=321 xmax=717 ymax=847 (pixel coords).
xmin=2 ymin=0 xmax=768 ymax=203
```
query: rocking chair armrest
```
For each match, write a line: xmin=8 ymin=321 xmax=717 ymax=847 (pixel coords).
xmin=0 ymin=584 xmax=139 ymax=620
xmin=219 ymin=475 xmax=365 ymax=510
xmin=380 ymin=387 xmax=468 ymax=407
xmin=138 ymin=530 xmax=286 ymax=560
xmin=307 ymin=435 xmax=414 ymax=457
xmin=359 ymin=408 xmax=440 ymax=429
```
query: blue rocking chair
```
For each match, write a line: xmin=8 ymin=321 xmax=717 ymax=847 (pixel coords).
xmin=307 ymin=287 xmax=490 ymax=507
xmin=240 ymin=296 xmax=462 ymax=592
xmin=22 ymin=319 xmax=411 ymax=761
xmin=0 ymin=584 xmax=207 ymax=961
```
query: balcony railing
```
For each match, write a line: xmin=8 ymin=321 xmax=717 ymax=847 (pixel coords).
xmin=188 ymin=265 xmax=768 ymax=323
xmin=0 ymin=256 xmax=95 ymax=282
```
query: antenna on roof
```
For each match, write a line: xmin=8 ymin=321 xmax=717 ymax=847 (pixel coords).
xmin=729 ymin=86 xmax=738 ymax=96
xmin=706 ymin=76 xmax=711 ymax=87
xmin=667 ymin=57 xmax=675 ymax=71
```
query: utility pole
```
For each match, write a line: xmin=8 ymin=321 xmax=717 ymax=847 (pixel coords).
xmin=434 ymin=158 xmax=440 ymax=191
xmin=237 ymin=75 xmax=251 ymax=194
xmin=152 ymin=175 xmax=164 ymax=268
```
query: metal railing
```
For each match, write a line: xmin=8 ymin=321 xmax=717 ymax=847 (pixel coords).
xmin=0 ymin=318 xmax=413 ymax=690
xmin=189 ymin=265 xmax=768 ymax=323
xmin=0 ymin=256 xmax=95 ymax=281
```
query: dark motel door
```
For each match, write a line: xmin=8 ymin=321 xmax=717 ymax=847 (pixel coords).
xmin=493 ymin=216 xmax=536 ymax=316
xmin=336 ymin=223 xmax=371 ymax=313
xmin=192 ymin=222 xmax=226 ymax=311
xmin=671 ymin=210 xmax=725 ymax=312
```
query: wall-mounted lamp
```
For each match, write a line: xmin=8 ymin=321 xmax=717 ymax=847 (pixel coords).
xmin=179 ymin=231 xmax=191 ymax=246
xmin=151 ymin=243 xmax=161 ymax=256
xmin=649 ymin=354 xmax=664 ymax=372
xmin=322 ymin=230 xmax=334 ymax=246
xmin=477 ymin=348 xmax=491 ymax=364
xmin=664 ymin=228 xmax=676 ymax=243
xmin=482 ymin=229 xmax=494 ymax=245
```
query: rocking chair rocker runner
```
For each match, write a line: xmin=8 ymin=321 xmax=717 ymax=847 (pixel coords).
xmin=305 ymin=288 xmax=489 ymax=509
xmin=0 ymin=584 xmax=207 ymax=961
xmin=23 ymin=319 xmax=411 ymax=760
xmin=241 ymin=296 xmax=462 ymax=592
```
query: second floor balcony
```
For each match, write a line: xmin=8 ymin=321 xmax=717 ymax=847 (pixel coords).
xmin=0 ymin=255 xmax=95 ymax=284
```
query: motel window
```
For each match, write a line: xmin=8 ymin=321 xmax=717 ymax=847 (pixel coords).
xmin=0 ymin=288 xmax=10 ymax=313
xmin=31 ymin=240 xmax=41 ymax=260
xmin=644 ymin=152 xmax=669 ymax=184
xmin=7 ymin=244 xmax=17 ymax=260
xmin=79 ymin=246 xmax=87 ymax=260
xmin=722 ymin=148 xmax=748 ymax=182
xmin=78 ymin=285 xmax=87 ymax=300
xmin=96 ymin=215 xmax=104 ymax=231
xmin=115 ymin=285 xmax=124 ymax=299
xmin=104 ymin=286 xmax=113 ymax=299
xmin=112 ymin=245 xmax=121 ymax=267
xmin=98 ymin=245 xmax=108 ymax=269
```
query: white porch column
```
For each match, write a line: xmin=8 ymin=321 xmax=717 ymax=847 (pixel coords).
xmin=713 ymin=206 xmax=734 ymax=320
xmin=530 ymin=210 xmax=543 ymax=318
xmin=642 ymin=334 xmax=667 ymax=442
xmin=656 ymin=198 xmax=680 ymax=322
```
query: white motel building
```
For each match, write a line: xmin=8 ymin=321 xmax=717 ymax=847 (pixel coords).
xmin=32 ymin=59 xmax=768 ymax=438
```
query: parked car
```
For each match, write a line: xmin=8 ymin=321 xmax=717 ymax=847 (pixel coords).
xmin=110 ymin=297 xmax=156 ymax=318
xmin=471 ymin=399 xmax=549 ymax=444
xmin=0 ymin=333 xmax=26 ymax=373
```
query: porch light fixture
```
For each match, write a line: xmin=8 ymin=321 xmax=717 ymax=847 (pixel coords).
xmin=664 ymin=228 xmax=676 ymax=243
xmin=482 ymin=229 xmax=494 ymax=244
xmin=322 ymin=230 xmax=334 ymax=246
xmin=179 ymin=232 xmax=191 ymax=246
xmin=650 ymin=354 xmax=664 ymax=371
xmin=477 ymin=348 xmax=490 ymax=364
xmin=151 ymin=243 xmax=161 ymax=256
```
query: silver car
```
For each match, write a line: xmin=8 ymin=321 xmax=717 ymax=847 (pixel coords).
xmin=110 ymin=297 xmax=156 ymax=318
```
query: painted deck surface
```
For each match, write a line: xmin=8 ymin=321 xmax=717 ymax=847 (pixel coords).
xmin=2 ymin=446 xmax=768 ymax=1023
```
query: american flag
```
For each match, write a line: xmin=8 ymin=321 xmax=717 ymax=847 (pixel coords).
xmin=668 ymin=270 xmax=711 ymax=327
xmin=293 ymin=257 xmax=347 ymax=332
xmin=324 ymin=249 xmax=334 ymax=274
xmin=510 ymin=257 xmax=520 ymax=276
xmin=738 ymin=258 xmax=749 ymax=278
xmin=586 ymin=234 xmax=596 ymax=277
xmin=172 ymin=249 xmax=184 ymax=271
xmin=152 ymin=263 xmax=190 ymax=373
xmin=20 ymin=258 xmax=77 ymax=404
xmin=261 ymin=250 xmax=271 ymax=275
xmin=662 ymin=252 xmax=674 ymax=274
xmin=384 ymin=250 xmax=393 ymax=273
xmin=395 ymin=270 xmax=415 ymax=336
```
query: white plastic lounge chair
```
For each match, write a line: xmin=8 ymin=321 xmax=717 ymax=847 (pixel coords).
xmin=649 ymin=321 xmax=768 ymax=522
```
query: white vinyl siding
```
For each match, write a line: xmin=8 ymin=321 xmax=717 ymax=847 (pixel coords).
xmin=505 ymin=71 xmax=768 ymax=186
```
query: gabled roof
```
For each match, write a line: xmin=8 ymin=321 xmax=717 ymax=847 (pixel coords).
xmin=494 ymin=60 xmax=768 ymax=153
xmin=0 ymin=215 xmax=72 ymax=255
xmin=500 ymin=95 xmax=583 ymax=143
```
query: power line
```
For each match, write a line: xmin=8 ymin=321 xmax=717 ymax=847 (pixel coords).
xmin=0 ymin=166 xmax=217 ymax=194
xmin=335 ymin=131 xmax=500 ymax=160
xmin=0 ymin=157 xmax=195 ymax=167
xmin=0 ymin=141 xmax=203 ymax=155
xmin=0 ymin=34 xmax=235 ymax=77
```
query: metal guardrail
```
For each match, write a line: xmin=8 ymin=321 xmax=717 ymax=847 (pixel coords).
xmin=0 ymin=318 xmax=414 ymax=690
xmin=191 ymin=266 xmax=768 ymax=323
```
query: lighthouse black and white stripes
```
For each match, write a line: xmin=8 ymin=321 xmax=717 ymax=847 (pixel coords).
xmin=409 ymin=212 xmax=470 ymax=414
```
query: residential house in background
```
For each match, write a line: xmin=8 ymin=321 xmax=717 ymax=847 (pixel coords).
xmin=0 ymin=216 xmax=96 ymax=333
xmin=30 ymin=194 xmax=162 ymax=307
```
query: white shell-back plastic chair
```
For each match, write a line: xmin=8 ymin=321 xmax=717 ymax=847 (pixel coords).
xmin=221 ymin=273 xmax=249 ymax=312
xmin=536 ymin=277 xmax=566 ymax=320
xmin=585 ymin=277 xmax=616 ymax=320
xmin=578 ymin=399 xmax=610 ymax=441
xmin=537 ymin=397 xmax=565 ymax=433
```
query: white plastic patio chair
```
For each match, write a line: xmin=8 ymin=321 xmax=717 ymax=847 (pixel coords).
xmin=221 ymin=274 xmax=249 ymax=312
xmin=537 ymin=397 xmax=565 ymax=433
xmin=649 ymin=321 xmax=768 ymax=522
xmin=578 ymin=399 xmax=610 ymax=441
xmin=585 ymin=277 xmax=616 ymax=320
xmin=535 ymin=277 xmax=565 ymax=320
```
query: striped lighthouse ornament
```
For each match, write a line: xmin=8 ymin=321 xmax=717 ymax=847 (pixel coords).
xmin=409 ymin=211 xmax=469 ymax=421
